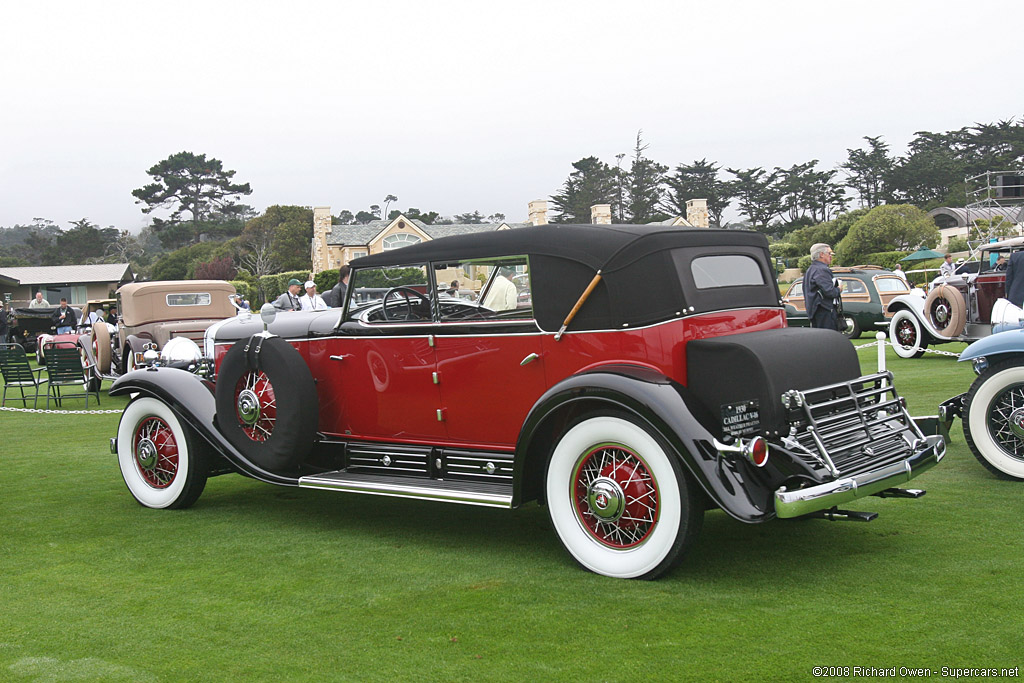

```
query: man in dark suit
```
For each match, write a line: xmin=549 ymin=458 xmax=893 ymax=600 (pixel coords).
xmin=1005 ymin=251 xmax=1024 ymax=306
xmin=804 ymin=243 xmax=843 ymax=331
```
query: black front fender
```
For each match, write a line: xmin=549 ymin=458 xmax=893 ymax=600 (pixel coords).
xmin=515 ymin=365 xmax=774 ymax=522
xmin=110 ymin=368 xmax=299 ymax=486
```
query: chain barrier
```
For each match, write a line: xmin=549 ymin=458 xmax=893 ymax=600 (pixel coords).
xmin=0 ymin=405 xmax=122 ymax=415
xmin=855 ymin=339 xmax=961 ymax=358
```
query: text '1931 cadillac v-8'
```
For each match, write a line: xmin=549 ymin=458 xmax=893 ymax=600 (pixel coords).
xmin=110 ymin=224 xmax=945 ymax=579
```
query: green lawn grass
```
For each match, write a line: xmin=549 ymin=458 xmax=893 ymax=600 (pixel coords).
xmin=1 ymin=345 xmax=1022 ymax=681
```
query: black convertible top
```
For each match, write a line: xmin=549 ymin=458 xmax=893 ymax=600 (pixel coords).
xmin=352 ymin=224 xmax=780 ymax=331
xmin=354 ymin=223 xmax=767 ymax=272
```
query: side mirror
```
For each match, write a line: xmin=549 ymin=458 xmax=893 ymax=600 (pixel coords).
xmin=259 ymin=303 xmax=277 ymax=332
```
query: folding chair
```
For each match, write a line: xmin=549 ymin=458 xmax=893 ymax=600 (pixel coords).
xmin=44 ymin=344 xmax=100 ymax=409
xmin=0 ymin=343 xmax=47 ymax=408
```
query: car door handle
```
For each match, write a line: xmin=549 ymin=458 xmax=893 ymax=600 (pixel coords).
xmin=330 ymin=354 xmax=351 ymax=361
xmin=520 ymin=352 xmax=540 ymax=366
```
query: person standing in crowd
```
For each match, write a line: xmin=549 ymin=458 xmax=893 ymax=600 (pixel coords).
xmin=893 ymin=262 xmax=908 ymax=283
xmin=300 ymin=281 xmax=327 ymax=311
xmin=106 ymin=306 xmax=118 ymax=325
xmin=1005 ymin=251 xmax=1024 ymax=306
xmin=29 ymin=292 xmax=50 ymax=308
xmin=326 ymin=265 xmax=350 ymax=308
xmin=804 ymin=243 xmax=843 ymax=332
xmin=483 ymin=269 xmax=519 ymax=311
xmin=0 ymin=302 xmax=10 ymax=343
xmin=272 ymin=279 xmax=304 ymax=311
xmin=940 ymin=253 xmax=955 ymax=278
xmin=52 ymin=298 xmax=75 ymax=334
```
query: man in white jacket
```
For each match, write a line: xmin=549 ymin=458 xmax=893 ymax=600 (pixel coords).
xmin=300 ymin=281 xmax=328 ymax=311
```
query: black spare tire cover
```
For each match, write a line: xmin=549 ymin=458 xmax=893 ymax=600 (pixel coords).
xmin=214 ymin=335 xmax=318 ymax=472
xmin=686 ymin=328 xmax=860 ymax=439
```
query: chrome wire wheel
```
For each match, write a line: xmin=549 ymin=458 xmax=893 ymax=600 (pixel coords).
xmin=133 ymin=416 xmax=179 ymax=489
xmin=964 ymin=361 xmax=1024 ymax=481
xmin=234 ymin=370 xmax=277 ymax=441
xmin=546 ymin=413 xmax=702 ymax=579
xmin=986 ymin=383 xmax=1024 ymax=461
xmin=572 ymin=444 xmax=658 ymax=549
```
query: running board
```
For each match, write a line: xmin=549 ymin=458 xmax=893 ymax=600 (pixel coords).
xmin=298 ymin=471 xmax=513 ymax=509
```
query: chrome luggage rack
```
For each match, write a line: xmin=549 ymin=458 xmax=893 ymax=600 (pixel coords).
xmin=782 ymin=372 xmax=927 ymax=478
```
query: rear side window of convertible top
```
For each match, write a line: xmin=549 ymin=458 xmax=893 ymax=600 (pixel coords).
xmin=689 ymin=254 xmax=766 ymax=289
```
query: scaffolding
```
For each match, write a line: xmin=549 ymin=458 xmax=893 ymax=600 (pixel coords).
xmin=965 ymin=171 xmax=1024 ymax=244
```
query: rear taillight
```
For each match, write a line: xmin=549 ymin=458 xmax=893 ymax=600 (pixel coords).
xmin=744 ymin=436 xmax=769 ymax=467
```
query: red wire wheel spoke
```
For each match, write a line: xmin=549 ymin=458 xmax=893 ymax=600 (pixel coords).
xmin=234 ymin=370 xmax=277 ymax=442
xmin=896 ymin=318 xmax=917 ymax=346
xmin=572 ymin=444 xmax=659 ymax=549
xmin=133 ymin=417 xmax=179 ymax=489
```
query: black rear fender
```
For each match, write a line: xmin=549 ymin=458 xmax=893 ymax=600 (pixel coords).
xmin=514 ymin=365 xmax=773 ymax=522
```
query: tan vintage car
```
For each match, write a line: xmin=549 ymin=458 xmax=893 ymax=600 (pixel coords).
xmin=90 ymin=280 xmax=236 ymax=374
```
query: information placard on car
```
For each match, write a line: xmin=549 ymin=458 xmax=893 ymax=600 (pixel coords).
xmin=722 ymin=400 xmax=760 ymax=437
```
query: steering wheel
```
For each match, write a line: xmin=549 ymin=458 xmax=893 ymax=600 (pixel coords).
xmin=381 ymin=286 xmax=431 ymax=321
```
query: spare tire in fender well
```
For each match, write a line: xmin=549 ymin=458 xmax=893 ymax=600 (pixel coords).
xmin=214 ymin=335 xmax=318 ymax=473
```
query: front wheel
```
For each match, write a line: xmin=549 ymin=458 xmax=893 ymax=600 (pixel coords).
xmin=963 ymin=360 xmax=1024 ymax=480
xmin=889 ymin=309 xmax=928 ymax=359
xmin=545 ymin=413 xmax=703 ymax=579
xmin=117 ymin=397 xmax=210 ymax=508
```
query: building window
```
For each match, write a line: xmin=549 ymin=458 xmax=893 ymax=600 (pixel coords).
xmin=382 ymin=233 xmax=421 ymax=251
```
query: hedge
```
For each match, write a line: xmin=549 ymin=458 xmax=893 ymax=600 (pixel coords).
xmin=228 ymin=280 xmax=252 ymax=304
xmin=259 ymin=270 xmax=312 ymax=304
xmin=315 ymin=269 xmax=339 ymax=294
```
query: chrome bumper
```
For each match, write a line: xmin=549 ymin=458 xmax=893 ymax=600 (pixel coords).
xmin=774 ymin=434 xmax=945 ymax=519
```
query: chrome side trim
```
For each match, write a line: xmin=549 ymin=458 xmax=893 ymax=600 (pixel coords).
xmin=774 ymin=434 xmax=945 ymax=519
xmin=297 ymin=475 xmax=513 ymax=509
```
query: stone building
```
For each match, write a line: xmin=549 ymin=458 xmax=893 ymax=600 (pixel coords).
xmin=310 ymin=199 xmax=710 ymax=273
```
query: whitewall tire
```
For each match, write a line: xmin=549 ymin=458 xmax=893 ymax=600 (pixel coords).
xmin=889 ymin=309 xmax=928 ymax=359
xmin=963 ymin=361 xmax=1024 ymax=480
xmin=117 ymin=397 xmax=209 ymax=508
xmin=545 ymin=413 xmax=703 ymax=579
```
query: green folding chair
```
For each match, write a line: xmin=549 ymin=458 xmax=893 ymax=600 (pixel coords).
xmin=44 ymin=344 xmax=100 ymax=409
xmin=1 ymin=343 xmax=48 ymax=408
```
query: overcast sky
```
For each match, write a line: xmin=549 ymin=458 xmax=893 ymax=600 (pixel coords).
xmin=2 ymin=0 xmax=1022 ymax=231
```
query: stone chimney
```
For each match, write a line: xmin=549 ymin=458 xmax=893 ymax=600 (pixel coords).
xmin=528 ymin=199 xmax=548 ymax=226
xmin=312 ymin=206 xmax=332 ymax=274
xmin=685 ymin=199 xmax=709 ymax=228
xmin=590 ymin=204 xmax=612 ymax=225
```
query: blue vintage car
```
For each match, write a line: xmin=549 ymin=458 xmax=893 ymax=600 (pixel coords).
xmin=940 ymin=299 xmax=1024 ymax=480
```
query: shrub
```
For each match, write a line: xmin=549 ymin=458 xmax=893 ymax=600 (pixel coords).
xmin=315 ymin=269 xmax=338 ymax=294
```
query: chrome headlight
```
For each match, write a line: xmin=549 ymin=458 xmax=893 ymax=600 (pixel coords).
xmin=972 ymin=356 xmax=989 ymax=376
xmin=160 ymin=337 xmax=202 ymax=365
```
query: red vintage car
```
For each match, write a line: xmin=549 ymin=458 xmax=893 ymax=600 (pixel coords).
xmin=110 ymin=224 xmax=945 ymax=579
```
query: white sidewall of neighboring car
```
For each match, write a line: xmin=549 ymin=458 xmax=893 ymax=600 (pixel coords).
xmin=117 ymin=398 xmax=191 ymax=508
xmin=546 ymin=416 xmax=681 ymax=579
xmin=967 ymin=365 xmax=1024 ymax=479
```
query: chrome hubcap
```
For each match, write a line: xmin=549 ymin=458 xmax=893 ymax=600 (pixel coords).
xmin=136 ymin=438 xmax=158 ymax=470
xmin=237 ymin=389 xmax=260 ymax=425
xmin=1010 ymin=408 xmax=1024 ymax=439
xmin=587 ymin=477 xmax=625 ymax=522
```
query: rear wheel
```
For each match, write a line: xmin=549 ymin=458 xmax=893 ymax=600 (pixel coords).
xmin=117 ymin=397 xmax=209 ymax=508
xmin=545 ymin=412 xmax=703 ymax=579
xmin=963 ymin=360 xmax=1024 ymax=480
